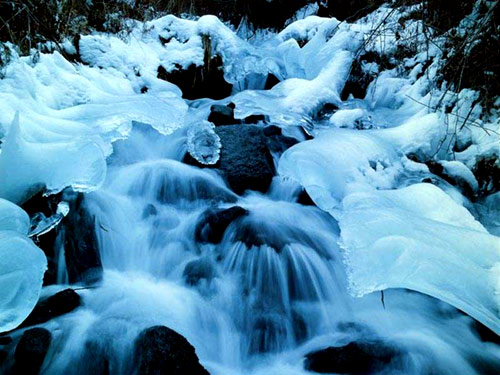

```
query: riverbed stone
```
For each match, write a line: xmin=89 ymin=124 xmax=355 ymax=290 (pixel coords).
xmin=134 ymin=326 xmax=209 ymax=375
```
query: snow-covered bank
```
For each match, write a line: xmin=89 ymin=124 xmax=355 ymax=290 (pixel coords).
xmin=0 ymin=3 xmax=499 ymax=375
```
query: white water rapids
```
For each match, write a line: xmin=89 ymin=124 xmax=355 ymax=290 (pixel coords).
xmin=32 ymin=117 xmax=500 ymax=375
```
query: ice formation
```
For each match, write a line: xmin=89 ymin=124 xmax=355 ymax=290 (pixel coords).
xmin=0 ymin=199 xmax=47 ymax=333
xmin=0 ymin=3 xmax=499 ymax=375
xmin=339 ymin=184 xmax=500 ymax=334
xmin=187 ymin=121 xmax=221 ymax=165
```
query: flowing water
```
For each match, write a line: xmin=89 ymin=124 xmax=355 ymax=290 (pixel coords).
xmin=16 ymin=101 xmax=500 ymax=375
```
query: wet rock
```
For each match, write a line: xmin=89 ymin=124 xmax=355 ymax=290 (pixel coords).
xmin=208 ymin=104 xmax=240 ymax=126
xmin=195 ymin=206 xmax=248 ymax=244
xmin=20 ymin=289 xmax=80 ymax=329
xmin=305 ymin=340 xmax=399 ymax=375
xmin=21 ymin=191 xmax=63 ymax=286
xmin=134 ymin=325 xmax=209 ymax=375
xmin=142 ymin=204 xmax=158 ymax=219
xmin=63 ymin=192 xmax=102 ymax=285
xmin=243 ymin=114 xmax=267 ymax=124
xmin=248 ymin=315 xmax=287 ymax=354
xmin=77 ymin=341 xmax=110 ymax=375
xmin=11 ymin=328 xmax=51 ymax=375
xmin=156 ymin=174 xmax=237 ymax=204
xmin=266 ymin=134 xmax=299 ymax=154
xmin=183 ymin=258 xmax=216 ymax=286
xmin=215 ymin=125 xmax=275 ymax=194
xmin=157 ymin=36 xmax=232 ymax=100
xmin=232 ymin=220 xmax=293 ymax=252
xmin=263 ymin=125 xmax=282 ymax=136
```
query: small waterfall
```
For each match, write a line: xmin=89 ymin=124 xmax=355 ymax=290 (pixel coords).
xmin=28 ymin=94 xmax=499 ymax=375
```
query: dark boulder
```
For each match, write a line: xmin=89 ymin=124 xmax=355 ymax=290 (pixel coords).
xmin=76 ymin=341 xmax=110 ymax=375
xmin=263 ymin=125 xmax=282 ymax=136
xmin=134 ymin=326 xmax=209 ymax=375
xmin=63 ymin=192 xmax=102 ymax=285
xmin=243 ymin=114 xmax=267 ymax=124
xmin=183 ymin=258 xmax=216 ymax=286
xmin=157 ymin=36 xmax=232 ymax=100
xmin=195 ymin=206 xmax=248 ymax=244
xmin=305 ymin=340 xmax=399 ymax=375
xmin=266 ymin=134 xmax=299 ymax=154
xmin=215 ymin=125 xmax=275 ymax=194
xmin=20 ymin=289 xmax=80 ymax=329
xmin=208 ymin=104 xmax=240 ymax=126
xmin=11 ymin=328 xmax=51 ymax=375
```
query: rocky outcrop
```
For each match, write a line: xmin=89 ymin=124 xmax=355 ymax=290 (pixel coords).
xmin=184 ymin=122 xmax=301 ymax=195
xmin=208 ymin=104 xmax=240 ymax=126
xmin=215 ymin=125 xmax=275 ymax=194
xmin=134 ymin=326 xmax=209 ymax=375
xmin=305 ymin=340 xmax=399 ymax=374
xmin=63 ymin=192 xmax=102 ymax=285
xmin=20 ymin=289 xmax=80 ymax=329
xmin=195 ymin=206 xmax=248 ymax=244
xmin=76 ymin=340 xmax=110 ymax=375
xmin=183 ymin=258 xmax=216 ymax=286
xmin=11 ymin=328 xmax=51 ymax=375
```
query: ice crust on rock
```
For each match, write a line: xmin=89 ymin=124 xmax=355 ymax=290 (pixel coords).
xmin=0 ymin=114 xmax=106 ymax=204
xmin=233 ymin=21 xmax=362 ymax=127
xmin=0 ymin=199 xmax=47 ymax=333
xmin=339 ymin=183 xmax=500 ymax=335
xmin=278 ymin=128 xmax=401 ymax=214
xmin=279 ymin=125 xmax=500 ymax=334
xmin=0 ymin=198 xmax=30 ymax=234
xmin=0 ymin=41 xmax=188 ymax=203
